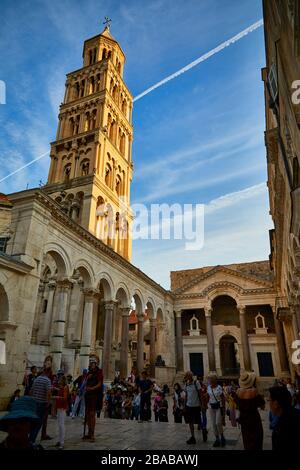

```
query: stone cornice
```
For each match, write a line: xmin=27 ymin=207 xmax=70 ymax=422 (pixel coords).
xmin=0 ymin=253 xmax=34 ymax=275
xmin=174 ymin=265 xmax=274 ymax=295
xmin=174 ymin=280 xmax=276 ymax=300
xmin=0 ymin=321 xmax=18 ymax=331
xmin=12 ymin=189 xmax=169 ymax=298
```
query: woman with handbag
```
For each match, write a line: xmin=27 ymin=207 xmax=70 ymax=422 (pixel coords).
xmin=207 ymin=374 xmax=226 ymax=447
xmin=235 ymin=372 xmax=265 ymax=450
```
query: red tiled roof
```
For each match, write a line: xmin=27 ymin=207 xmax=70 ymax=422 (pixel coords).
xmin=128 ymin=309 xmax=149 ymax=324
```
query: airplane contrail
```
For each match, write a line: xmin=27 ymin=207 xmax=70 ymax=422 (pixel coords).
xmin=0 ymin=150 xmax=49 ymax=183
xmin=133 ymin=18 xmax=264 ymax=102
xmin=0 ymin=19 xmax=263 ymax=184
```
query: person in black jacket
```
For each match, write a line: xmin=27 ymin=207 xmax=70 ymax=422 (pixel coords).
xmin=269 ymin=386 xmax=300 ymax=451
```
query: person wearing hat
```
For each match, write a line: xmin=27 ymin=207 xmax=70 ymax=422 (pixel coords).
xmin=235 ymin=371 xmax=265 ymax=450
xmin=0 ymin=396 xmax=41 ymax=449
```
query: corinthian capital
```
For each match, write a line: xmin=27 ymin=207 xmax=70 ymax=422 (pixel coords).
xmin=204 ymin=307 xmax=212 ymax=317
xmin=83 ymin=288 xmax=100 ymax=301
xmin=237 ymin=305 xmax=246 ymax=315
xmin=56 ymin=278 xmax=73 ymax=291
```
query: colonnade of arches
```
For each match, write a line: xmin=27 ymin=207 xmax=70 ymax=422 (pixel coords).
xmin=32 ymin=249 xmax=166 ymax=380
xmin=175 ymin=290 xmax=289 ymax=377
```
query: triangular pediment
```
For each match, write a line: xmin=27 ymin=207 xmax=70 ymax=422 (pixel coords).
xmin=174 ymin=265 xmax=273 ymax=296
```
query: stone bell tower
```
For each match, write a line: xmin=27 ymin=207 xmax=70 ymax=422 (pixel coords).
xmin=45 ymin=22 xmax=133 ymax=261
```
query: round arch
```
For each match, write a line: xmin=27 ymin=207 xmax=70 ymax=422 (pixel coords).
xmin=146 ymin=298 xmax=155 ymax=320
xmin=219 ymin=334 xmax=240 ymax=377
xmin=97 ymin=273 xmax=114 ymax=300
xmin=204 ymin=282 xmax=242 ymax=306
xmin=73 ymin=260 xmax=95 ymax=286
xmin=115 ymin=285 xmax=130 ymax=307
xmin=211 ymin=295 xmax=239 ymax=328
xmin=43 ymin=243 xmax=72 ymax=277
xmin=132 ymin=290 xmax=144 ymax=316
xmin=115 ymin=281 xmax=131 ymax=306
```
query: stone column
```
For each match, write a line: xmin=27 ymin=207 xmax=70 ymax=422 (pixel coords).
xmin=73 ymin=281 xmax=85 ymax=343
xmin=238 ymin=306 xmax=252 ymax=371
xmin=273 ymin=307 xmax=290 ymax=373
xmin=32 ymin=282 xmax=45 ymax=342
xmin=40 ymin=281 xmax=56 ymax=344
xmin=120 ymin=307 xmax=131 ymax=379
xmin=79 ymin=289 xmax=98 ymax=371
xmin=295 ymin=303 xmax=300 ymax=335
xmin=175 ymin=311 xmax=184 ymax=372
xmin=50 ymin=280 xmax=72 ymax=372
xmin=137 ymin=313 xmax=145 ymax=374
xmin=149 ymin=318 xmax=157 ymax=378
xmin=204 ymin=308 xmax=216 ymax=373
xmin=103 ymin=302 xmax=115 ymax=381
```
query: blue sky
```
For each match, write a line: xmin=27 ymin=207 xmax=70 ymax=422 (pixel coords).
xmin=0 ymin=0 xmax=273 ymax=289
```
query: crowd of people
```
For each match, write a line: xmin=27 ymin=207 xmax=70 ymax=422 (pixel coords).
xmin=1 ymin=355 xmax=300 ymax=451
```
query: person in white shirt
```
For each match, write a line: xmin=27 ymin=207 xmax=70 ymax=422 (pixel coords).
xmin=207 ymin=374 xmax=226 ymax=447
xmin=183 ymin=371 xmax=202 ymax=445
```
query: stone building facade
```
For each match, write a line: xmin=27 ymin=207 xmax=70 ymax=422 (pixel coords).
xmin=171 ymin=261 xmax=288 ymax=388
xmin=262 ymin=0 xmax=300 ymax=378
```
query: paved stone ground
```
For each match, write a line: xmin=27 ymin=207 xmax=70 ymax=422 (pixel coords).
xmin=0 ymin=401 xmax=273 ymax=450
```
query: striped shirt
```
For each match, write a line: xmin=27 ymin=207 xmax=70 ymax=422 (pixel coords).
xmin=31 ymin=374 xmax=51 ymax=403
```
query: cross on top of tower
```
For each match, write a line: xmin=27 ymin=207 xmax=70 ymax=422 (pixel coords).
xmin=103 ymin=16 xmax=112 ymax=30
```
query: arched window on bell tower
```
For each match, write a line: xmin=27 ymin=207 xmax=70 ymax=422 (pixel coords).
xmin=96 ymin=196 xmax=106 ymax=239
xmin=120 ymin=133 xmax=126 ymax=156
xmin=89 ymin=76 xmax=95 ymax=94
xmin=80 ymin=80 xmax=85 ymax=98
xmin=95 ymin=73 xmax=102 ymax=92
xmin=105 ymin=162 xmax=112 ymax=188
xmin=81 ymin=159 xmax=90 ymax=176
xmin=122 ymin=99 xmax=127 ymax=116
xmin=109 ymin=120 xmax=116 ymax=143
xmin=91 ymin=109 xmax=97 ymax=130
xmin=112 ymin=85 xmax=118 ymax=102
xmin=74 ymin=115 xmax=80 ymax=134
xmin=69 ymin=117 xmax=75 ymax=137
xmin=84 ymin=112 xmax=91 ymax=132
xmin=116 ymin=174 xmax=122 ymax=196
xmin=74 ymin=82 xmax=80 ymax=100
xmin=64 ymin=163 xmax=72 ymax=182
